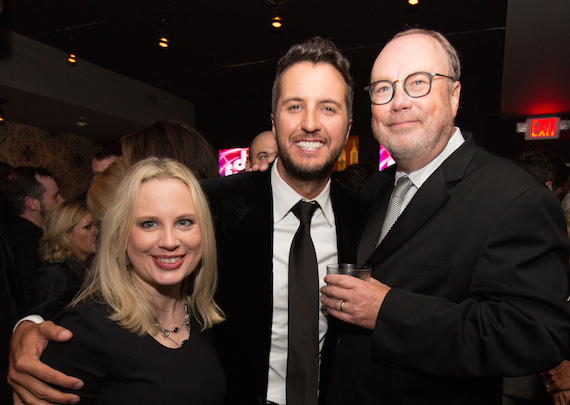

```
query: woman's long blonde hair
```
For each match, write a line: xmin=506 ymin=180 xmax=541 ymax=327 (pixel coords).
xmin=73 ymin=157 xmax=224 ymax=334
xmin=39 ymin=200 xmax=91 ymax=264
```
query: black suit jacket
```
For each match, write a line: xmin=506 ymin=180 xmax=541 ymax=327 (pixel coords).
xmin=325 ymin=134 xmax=570 ymax=405
xmin=2 ymin=215 xmax=43 ymax=314
xmin=0 ymin=228 xmax=20 ymax=404
xmin=202 ymin=167 xmax=369 ymax=404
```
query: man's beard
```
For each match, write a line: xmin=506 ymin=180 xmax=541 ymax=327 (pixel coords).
xmin=39 ymin=202 xmax=48 ymax=218
xmin=277 ymin=141 xmax=344 ymax=183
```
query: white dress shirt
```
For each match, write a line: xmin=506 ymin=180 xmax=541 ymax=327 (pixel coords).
xmin=266 ymin=160 xmax=338 ymax=404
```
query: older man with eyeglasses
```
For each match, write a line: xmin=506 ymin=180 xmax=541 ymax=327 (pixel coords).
xmin=320 ymin=28 xmax=570 ymax=405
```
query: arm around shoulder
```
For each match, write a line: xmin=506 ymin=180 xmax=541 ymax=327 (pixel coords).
xmin=9 ymin=320 xmax=81 ymax=404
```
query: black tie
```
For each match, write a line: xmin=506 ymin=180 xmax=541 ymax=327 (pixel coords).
xmin=287 ymin=200 xmax=319 ymax=405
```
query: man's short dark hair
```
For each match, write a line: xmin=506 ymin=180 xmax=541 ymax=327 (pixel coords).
xmin=93 ymin=150 xmax=118 ymax=162
xmin=517 ymin=149 xmax=568 ymax=191
xmin=271 ymin=36 xmax=354 ymax=120
xmin=0 ymin=167 xmax=52 ymax=215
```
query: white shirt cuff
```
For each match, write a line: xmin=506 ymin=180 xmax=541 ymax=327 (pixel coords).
xmin=13 ymin=315 xmax=46 ymax=333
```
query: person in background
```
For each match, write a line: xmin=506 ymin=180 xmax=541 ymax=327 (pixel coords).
xmin=87 ymin=157 xmax=128 ymax=222
xmin=517 ymin=149 xmax=568 ymax=201
xmin=0 ymin=229 xmax=16 ymax=404
xmin=31 ymin=200 xmax=98 ymax=307
xmin=320 ymin=28 xmax=570 ymax=404
xmin=0 ymin=166 xmax=64 ymax=314
xmin=541 ymin=191 xmax=570 ymax=405
xmin=563 ymin=192 xmax=570 ymax=240
xmin=503 ymin=149 xmax=569 ymax=405
xmin=90 ymin=151 xmax=118 ymax=176
xmin=39 ymin=157 xmax=225 ymax=404
xmin=0 ymin=160 xmax=18 ymax=405
xmin=245 ymin=130 xmax=278 ymax=171
xmin=121 ymin=120 xmax=219 ymax=180
xmin=337 ymin=163 xmax=376 ymax=192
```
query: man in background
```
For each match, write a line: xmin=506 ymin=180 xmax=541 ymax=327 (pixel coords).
xmin=245 ymin=130 xmax=278 ymax=171
xmin=517 ymin=149 xmax=568 ymax=201
xmin=0 ymin=167 xmax=64 ymax=314
xmin=90 ymin=151 xmax=117 ymax=175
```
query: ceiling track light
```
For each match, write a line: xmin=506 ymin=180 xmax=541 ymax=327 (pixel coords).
xmin=67 ymin=52 xmax=77 ymax=66
xmin=408 ymin=0 xmax=419 ymax=5
xmin=156 ymin=17 xmax=172 ymax=49
xmin=158 ymin=37 xmax=169 ymax=48
xmin=271 ymin=13 xmax=282 ymax=29
xmin=267 ymin=0 xmax=286 ymax=30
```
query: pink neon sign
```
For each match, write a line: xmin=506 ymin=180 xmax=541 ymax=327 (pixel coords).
xmin=219 ymin=148 xmax=248 ymax=176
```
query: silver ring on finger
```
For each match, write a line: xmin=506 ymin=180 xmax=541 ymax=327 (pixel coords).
xmin=340 ymin=300 xmax=346 ymax=312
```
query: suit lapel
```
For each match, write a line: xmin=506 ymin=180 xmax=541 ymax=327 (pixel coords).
xmin=224 ymin=171 xmax=274 ymax=355
xmin=331 ymin=182 xmax=369 ymax=264
xmin=363 ymin=134 xmax=479 ymax=269
xmin=366 ymin=169 xmax=449 ymax=267
xmin=357 ymin=168 xmax=395 ymax=263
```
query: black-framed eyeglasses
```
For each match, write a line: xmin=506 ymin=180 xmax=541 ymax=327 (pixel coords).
xmin=365 ymin=72 xmax=455 ymax=105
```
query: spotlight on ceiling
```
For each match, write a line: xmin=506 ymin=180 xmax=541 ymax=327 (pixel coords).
xmin=158 ymin=37 xmax=169 ymax=48
xmin=268 ymin=0 xmax=286 ymax=30
xmin=75 ymin=117 xmax=87 ymax=127
xmin=67 ymin=53 xmax=77 ymax=66
xmin=156 ymin=18 xmax=172 ymax=49
xmin=271 ymin=13 xmax=282 ymax=29
xmin=408 ymin=0 xmax=419 ymax=5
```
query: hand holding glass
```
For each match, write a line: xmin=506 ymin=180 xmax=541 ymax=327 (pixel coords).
xmin=326 ymin=263 xmax=372 ymax=280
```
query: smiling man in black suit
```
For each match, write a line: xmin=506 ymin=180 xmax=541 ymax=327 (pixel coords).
xmin=320 ymin=28 xmax=570 ymax=405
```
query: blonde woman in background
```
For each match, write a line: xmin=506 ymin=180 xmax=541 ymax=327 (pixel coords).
xmin=40 ymin=157 xmax=225 ymax=404
xmin=32 ymin=200 xmax=98 ymax=306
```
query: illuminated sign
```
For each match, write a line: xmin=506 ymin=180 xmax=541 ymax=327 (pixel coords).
xmin=219 ymin=148 xmax=248 ymax=176
xmin=525 ymin=117 xmax=560 ymax=140
xmin=379 ymin=145 xmax=395 ymax=171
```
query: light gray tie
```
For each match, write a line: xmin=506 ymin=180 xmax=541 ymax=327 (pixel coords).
xmin=378 ymin=176 xmax=413 ymax=243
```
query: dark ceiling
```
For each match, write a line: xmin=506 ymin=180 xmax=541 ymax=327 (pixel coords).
xmin=0 ymin=0 xmax=509 ymax=152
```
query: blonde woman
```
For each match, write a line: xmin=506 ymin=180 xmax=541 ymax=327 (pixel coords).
xmin=40 ymin=158 xmax=225 ymax=404
xmin=32 ymin=200 xmax=98 ymax=306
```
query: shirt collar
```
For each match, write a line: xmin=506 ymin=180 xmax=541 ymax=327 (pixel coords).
xmin=271 ymin=158 xmax=334 ymax=226
xmin=395 ymin=127 xmax=465 ymax=188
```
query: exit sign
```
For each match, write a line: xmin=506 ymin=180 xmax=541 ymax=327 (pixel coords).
xmin=525 ymin=117 xmax=560 ymax=140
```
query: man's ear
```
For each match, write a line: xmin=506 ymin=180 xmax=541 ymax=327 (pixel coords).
xmin=451 ymin=81 xmax=461 ymax=118
xmin=271 ymin=114 xmax=277 ymax=140
xmin=344 ymin=119 xmax=353 ymax=145
xmin=545 ymin=181 xmax=554 ymax=191
xmin=24 ymin=196 xmax=40 ymax=212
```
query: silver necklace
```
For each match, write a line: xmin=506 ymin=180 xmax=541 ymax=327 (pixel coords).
xmin=155 ymin=299 xmax=191 ymax=348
